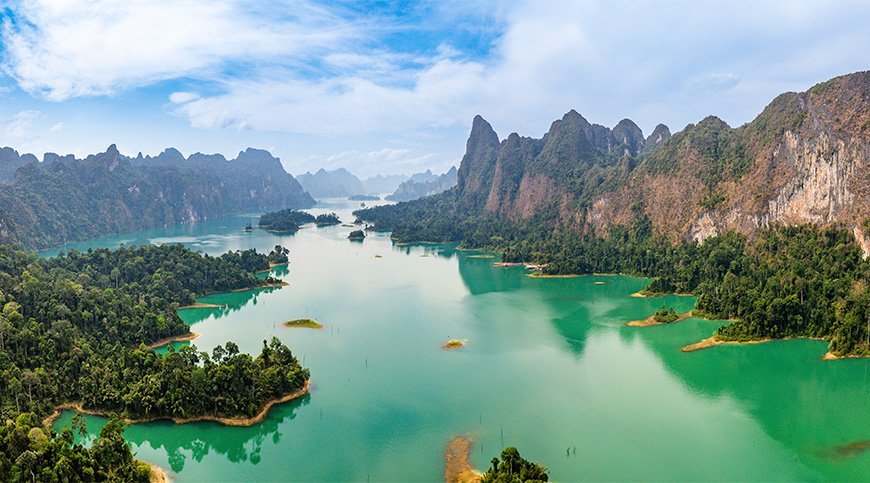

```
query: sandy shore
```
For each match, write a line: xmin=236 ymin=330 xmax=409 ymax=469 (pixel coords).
xmin=230 ymin=280 xmax=289 ymax=292
xmin=630 ymin=291 xmax=694 ymax=298
xmin=593 ymin=281 xmax=607 ymax=285
xmin=256 ymin=261 xmax=290 ymax=274
xmin=177 ymin=302 xmax=223 ymax=310
xmin=626 ymin=311 xmax=693 ymax=327
xmin=146 ymin=332 xmax=201 ymax=350
xmin=822 ymin=351 xmax=870 ymax=361
xmin=681 ymin=336 xmax=829 ymax=353
xmin=527 ymin=272 xmax=579 ymax=278
xmin=43 ymin=381 xmax=310 ymax=429
xmin=149 ymin=463 xmax=169 ymax=483
xmin=443 ymin=339 xmax=466 ymax=350
xmin=445 ymin=436 xmax=484 ymax=483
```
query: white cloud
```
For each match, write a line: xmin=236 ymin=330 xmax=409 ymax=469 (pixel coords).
xmin=48 ymin=121 xmax=63 ymax=133
xmin=169 ymin=0 xmax=870 ymax=139
xmin=5 ymin=109 xmax=41 ymax=138
xmin=1 ymin=0 xmax=362 ymax=101
xmin=169 ymin=91 xmax=201 ymax=104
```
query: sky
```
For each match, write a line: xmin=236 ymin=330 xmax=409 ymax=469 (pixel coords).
xmin=0 ymin=0 xmax=867 ymax=178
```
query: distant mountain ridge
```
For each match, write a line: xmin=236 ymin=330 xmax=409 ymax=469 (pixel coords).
xmin=386 ymin=166 xmax=457 ymax=202
xmin=297 ymin=168 xmax=366 ymax=198
xmin=0 ymin=144 xmax=314 ymax=249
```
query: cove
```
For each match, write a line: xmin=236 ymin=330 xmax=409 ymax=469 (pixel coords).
xmin=48 ymin=198 xmax=870 ymax=481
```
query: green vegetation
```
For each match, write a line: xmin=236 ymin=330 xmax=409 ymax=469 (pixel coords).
xmin=348 ymin=230 xmax=366 ymax=240
xmin=283 ymin=319 xmax=324 ymax=329
xmin=358 ymin=199 xmax=869 ymax=356
xmin=1 ymin=415 xmax=151 ymax=482
xmin=258 ymin=209 xmax=315 ymax=231
xmin=653 ymin=306 xmax=680 ymax=323
xmin=348 ymin=194 xmax=379 ymax=201
xmin=315 ymin=212 xmax=341 ymax=225
xmin=0 ymin=243 xmax=308 ymax=479
xmin=268 ymin=245 xmax=290 ymax=265
xmin=483 ymin=447 xmax=549 ymax=482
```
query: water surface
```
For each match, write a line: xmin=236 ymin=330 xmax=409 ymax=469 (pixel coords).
xmin=50 ymin=198 xmax=870 ymax=481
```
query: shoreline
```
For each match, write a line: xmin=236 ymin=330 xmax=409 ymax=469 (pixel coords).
xmin=626 ymin=311 xmax=693 ymax=327
xmin=527 ymin=272 xmax=579 ymax=278
xmin=146 ymin=332 xmax=201 ymax=350
xmin=822 ymin=351 xmax=870 ymax=361
xmin=149 ymin=463 xmax=169 ymax=483
xmin=177 ymin=302 xmax=222 ymax=310
xmin=630 ymin=291 xmax=694 ymax=298
xmin=445 ymin=436 xmax=484 ymax=483
xmin=230 ymin=280 xmax=288 ymax=292
xmin=682 ymin=335 xmax=828 ymax=353
xmin=256 ymin=261 xmax=289 ymax=274
xmin=43 ymin=381 xmax=310 ymax=429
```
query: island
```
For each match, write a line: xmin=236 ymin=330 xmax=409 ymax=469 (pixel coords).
xmin=315 ymin=212 xmax=341 ymax=226
xmin=283 ymin=318 xmax=325 ymax=329
xmin=443 ymin=339 xmax=465 ymax=350
xmin=348 ymin=194 xmax=380 ymax=201
xmin=259 ymin=208 xmax=315 ymax=231
xmin=348 ymin=229 xmax=366 ymax=240
xmin=627 ymin=306 xmax=693 ymax=327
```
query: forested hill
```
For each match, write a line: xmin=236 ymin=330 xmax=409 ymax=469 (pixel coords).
xmin=0 ymin=145 xmax=315 ymax=250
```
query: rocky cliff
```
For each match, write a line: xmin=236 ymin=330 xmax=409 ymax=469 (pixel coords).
xmin=449 ymin=71 xmax=869 ymax=251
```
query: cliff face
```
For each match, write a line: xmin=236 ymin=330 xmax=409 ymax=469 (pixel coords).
xmin=451 ymin=71 xmax=869 ymax=251
xmin=0 ymin=145 xmax=314 ymax=249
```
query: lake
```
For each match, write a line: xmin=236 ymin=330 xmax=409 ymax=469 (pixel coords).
xmin=48 ymin=198 xmax=870 ymax=481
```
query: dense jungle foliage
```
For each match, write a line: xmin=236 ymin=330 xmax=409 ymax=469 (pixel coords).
xmin=0 ymin=243 xmax=308 ymax=480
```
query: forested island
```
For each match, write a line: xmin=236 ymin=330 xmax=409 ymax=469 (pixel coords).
xmin=348 ymin=194 xmax=380 ymax=201
xmin=258 ymin=209 xmax=316 ymax=231
xmin=0 ymin=243 xmax=309 ymax=481
xmin=348 ymin=230 xmax=366 ymax=240
xmin=357 ymin=72 xmax=870 ymax=357
xmin=315 ymin=213 xmax=341 ymax=226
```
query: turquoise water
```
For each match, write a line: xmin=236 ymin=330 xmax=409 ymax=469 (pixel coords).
xmin=50 ymin=198 xmax=870 ymax=481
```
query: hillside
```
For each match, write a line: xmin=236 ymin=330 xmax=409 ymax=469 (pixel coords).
xmin=0 ymin=145 xmax=314 ymax=249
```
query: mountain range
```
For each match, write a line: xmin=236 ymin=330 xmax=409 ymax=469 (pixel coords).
xmin=0 ymin=145 xmax=314 ymax=249
xmin=386 ymin=166 xmax=457 ymax=201
xmin=372 ymin=70 xmax=868 ymax=252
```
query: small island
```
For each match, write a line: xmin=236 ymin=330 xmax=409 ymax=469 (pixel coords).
xmin=348 ymin=229 xmax=366 ymax=240
xmin=283 ymin=318 xmax=325 ymax=329
xmin=259 ymin=208 xmax=315 ymax=231
xmin=443 ymin=339 xmax=465 ymax=350
xmin=348 ymin=194 xmax=380 ymax=201
xmin=315 ymin=212 xmax=341 ymax=226
xmin=627 ymin=306 xmax=693 ymax=327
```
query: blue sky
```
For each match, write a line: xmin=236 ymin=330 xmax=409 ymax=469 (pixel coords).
xmin=0 ymin=0 xmax=867 ymax=177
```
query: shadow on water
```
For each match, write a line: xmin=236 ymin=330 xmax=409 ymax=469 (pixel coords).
xmin=179 ymin=285 xmax=285 ymax=325
xmin=624 ymin=317 xmax=870 ymax=473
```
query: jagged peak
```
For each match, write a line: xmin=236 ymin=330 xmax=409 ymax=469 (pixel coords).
xmin=466 ymin=115 xmax=500 ymax=152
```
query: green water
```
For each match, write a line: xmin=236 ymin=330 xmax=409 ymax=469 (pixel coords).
xmin=49 ymin=199 xmax=869 ymax=481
